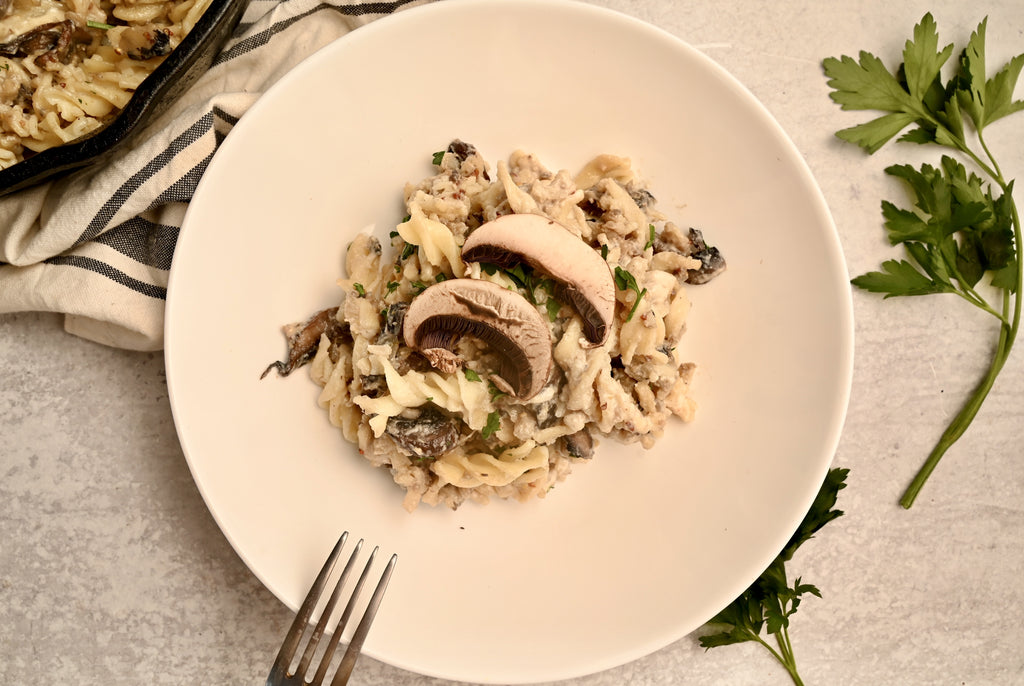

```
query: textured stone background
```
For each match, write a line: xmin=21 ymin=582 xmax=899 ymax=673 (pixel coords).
xmin=3 ymin=1 xmax=1023 ymax=684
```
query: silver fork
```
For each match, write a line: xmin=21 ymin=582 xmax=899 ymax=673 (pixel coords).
xmin=266 ymin=532 xmax=398 ymax=686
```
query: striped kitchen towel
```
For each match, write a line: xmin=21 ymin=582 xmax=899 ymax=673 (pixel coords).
xmin=0 ymin=0 xmax=428 ymax=350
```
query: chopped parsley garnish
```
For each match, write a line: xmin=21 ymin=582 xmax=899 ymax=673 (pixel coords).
xmin=87 ymin=20 xmax=115 ymax=30
xmin=483 ymin=261 xmax=562 ymax=316
xmin=543 ymin=294 xmax=561 ymax=322
xmin=353 ymin=282 xmax=365 ymax=296
xmin=463 ymin=368 xmax=482 ymax=382
xmin=481 ymin=411 xmax=501 ymax=439
xmin=432 ymin=150 xmax=445 ymax=165
xmin=644 ymin=224 xmax=656 ymax=251
xmin=614 ymin=266 xmax=647 ymax=321
xmin=487 ymin=380 xmax=507 ymax=400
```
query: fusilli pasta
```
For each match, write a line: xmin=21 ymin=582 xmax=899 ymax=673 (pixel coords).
xmin=266 ymin=140 xmax=726 ymax=511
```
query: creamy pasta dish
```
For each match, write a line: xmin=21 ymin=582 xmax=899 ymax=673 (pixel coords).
xmin=0 ymin=0 xmax=213 ymax=169
xmin=263 ymin=141 xmax=726 ymax=511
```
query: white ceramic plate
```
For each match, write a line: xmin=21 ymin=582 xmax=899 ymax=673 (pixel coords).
xmin=165 ymin=0 xmax=853 ymax=682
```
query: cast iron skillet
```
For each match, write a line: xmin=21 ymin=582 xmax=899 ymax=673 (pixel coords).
xmin=0 ymin=0 xmax=248 ymax=198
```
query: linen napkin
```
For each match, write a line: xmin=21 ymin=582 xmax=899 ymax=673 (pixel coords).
xmin=0 ymin=0 xmax=430 ymax=350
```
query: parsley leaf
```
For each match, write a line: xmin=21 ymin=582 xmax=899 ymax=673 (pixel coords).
xmin=699 ymin=468 xmax=848 ymax=686
xmin=824 ymin=14 xmax=1022 ymax=508
xmin=487 ymin=380 xmax=507 ymax=400
xmin=850 ymin=259 xmax=950 ymax=298
xmin=614 ymin=266 xmax=647 ymax=321
xmin=463 ymin=368 xmax=481 ymax=382
xmin=481 ymin=411 xmax=501 ymax=439
xmin=400 ymin=242 xmax=417 ymax=261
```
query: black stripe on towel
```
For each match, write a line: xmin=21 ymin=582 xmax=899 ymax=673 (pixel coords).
xmin=44 ymin=255 xmax=167 ymax=300
xmin=215 ymin=0 xmax=417 ymax=65
xmin=93 ymin=217 xmax=179 ymax=271
xmin=75 ymin=112 xmax=216 ymax=247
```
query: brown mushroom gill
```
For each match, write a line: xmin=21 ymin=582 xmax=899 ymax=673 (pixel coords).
xmin=461 ymin=213 xmax=615 ymax=346
xmin=402 ymin=278 xmax=553 ymax=400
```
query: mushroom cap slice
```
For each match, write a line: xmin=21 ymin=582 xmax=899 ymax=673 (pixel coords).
xmin=461 ymin=213 xmax=615 ymax=345
xmin=402 ymin=278 xmax=553 ymax=400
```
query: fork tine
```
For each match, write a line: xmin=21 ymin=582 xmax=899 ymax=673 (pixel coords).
xmin=267 ymin=532 xmax=348 ymax=683
xmin=311 ymin=544 xmax=376 ymax=685
xmin=295 ymin=538 xmax=364 ymax=679
xmin=331 ymin=551 xmax=398 ymax=685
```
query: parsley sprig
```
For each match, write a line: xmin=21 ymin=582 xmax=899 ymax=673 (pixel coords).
xmin=823 ymin=14 xmax=1022 ymax=508
xmin=699 ymin=468 xmax=848 ymax=686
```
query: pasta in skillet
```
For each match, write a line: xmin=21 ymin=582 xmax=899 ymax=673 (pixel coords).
xmin=264 ymin=140 xmax=726 ymax=511
xmin=0 ymin=0 xmax=214 ymax=170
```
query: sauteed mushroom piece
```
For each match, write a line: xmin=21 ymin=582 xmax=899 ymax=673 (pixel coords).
xmin=654 ymin=224 xmax=726 ymax=284
xmin=378 ymin=302 xmax=408 ymax=342
xmin=261 ymin=307 xmax=346 ymax=378
xmin=684 ymin=228 xmax=727 ymax=284
xmin=461 ymin=213 xmax=615 ymax=346
xmin=115 ymin=26 xmax=173 ymax=60
xmin=385 ymin=406 xmax=463 ymax=459
xmin=0 ymin=20 xmax=75 ymax=63
xmin=558 ymin=429 xmax=594 ymax=459
xmin=402 ymin=278 xmax=552 ymax=400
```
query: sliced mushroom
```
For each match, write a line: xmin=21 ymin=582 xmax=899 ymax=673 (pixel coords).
xmin=0 ymin=20 xmax=75 ymax=63
xmin=402 ymin=278 xmax=552 ymax=400
xmin=261 ymin=307 xmax=346 ymax=378
xmin=461 ymin=213 xmax=615 ymax=346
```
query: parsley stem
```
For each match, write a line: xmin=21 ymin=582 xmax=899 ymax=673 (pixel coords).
xmin=901 ymin=174 xmax=1021 ymax=508
xmin=976 ymin=128 xmax=1005 ymax=185
xmin=626 ymin=287 xmax=647 ymax=321
xmin=756 ymin=629 xmax=804 ymax=686
xmin=953 ymin=288 xmax=1008 ymax=326
xmin=901 ymin=298 xmax=1014 ymax=507
xmin=777 ymin=632 xmax=805 ymax=686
